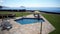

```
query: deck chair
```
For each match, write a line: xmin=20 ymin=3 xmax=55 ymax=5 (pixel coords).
xmin=0 ymin=19 xmax=12 ymax=31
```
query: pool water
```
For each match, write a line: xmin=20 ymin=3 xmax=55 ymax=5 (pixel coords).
xmin=15 ymin=18 xmax=44 ymax=25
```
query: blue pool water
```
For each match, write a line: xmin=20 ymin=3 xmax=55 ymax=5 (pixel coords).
xmin=15 ymin=18 xmax=44 ymax=25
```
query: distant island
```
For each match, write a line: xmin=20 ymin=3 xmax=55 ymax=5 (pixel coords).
xmin=20 ymin=6 xmax=25 ymax=8
xmin=0 ymin=6 xmax=2 ymax=8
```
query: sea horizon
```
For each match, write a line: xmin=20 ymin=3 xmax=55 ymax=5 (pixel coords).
xmin=0 ymin=7 xmax=60 ymax=13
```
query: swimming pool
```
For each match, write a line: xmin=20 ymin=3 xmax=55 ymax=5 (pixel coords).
xmin=15 ymin=18 xmax=45 ymax=25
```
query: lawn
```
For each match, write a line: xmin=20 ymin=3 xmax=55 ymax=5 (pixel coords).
xmin=0 ymin=11 xmax=60 ymax=34
xmin=0 ymin=12 xmax=30 ymax=17
xmin=42 ymin=13 xmax=60 ymax=34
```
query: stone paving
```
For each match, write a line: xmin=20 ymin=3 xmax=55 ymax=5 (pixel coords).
xmin=0 ymin=14 xmax=55 ymax=34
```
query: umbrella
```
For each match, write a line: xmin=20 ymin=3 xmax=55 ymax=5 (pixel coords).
xmin=34 ymin=10 xmax=40 ymax=14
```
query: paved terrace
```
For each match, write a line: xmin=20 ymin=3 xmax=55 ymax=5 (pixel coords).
xmin=0 ymin=14 xmax=55 ymax=34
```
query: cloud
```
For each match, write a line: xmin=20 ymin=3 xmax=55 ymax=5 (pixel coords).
xmin=0 ymin=0 xmax=3 ymax=2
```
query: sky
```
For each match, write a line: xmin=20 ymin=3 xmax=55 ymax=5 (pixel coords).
xmin=0 ymin=0 xmax=60 ymax=7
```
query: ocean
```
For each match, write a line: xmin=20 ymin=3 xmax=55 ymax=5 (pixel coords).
xmin=0 ymin=7 xmax=60 ymax=13
xmin=26 ymin=7 xmax=60 ymax=13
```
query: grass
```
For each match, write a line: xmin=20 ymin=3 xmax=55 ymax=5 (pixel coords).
xmin=0 ymin=12 xmax=30 ymax=17
xmin=42 ymin=13 xmax=60 ymax=34
xmin=0 ymin=11 xmax=60 ymax=34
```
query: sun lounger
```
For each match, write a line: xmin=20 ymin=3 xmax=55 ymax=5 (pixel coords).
xmin=0 ymin=20 xmax=12 ymax=31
